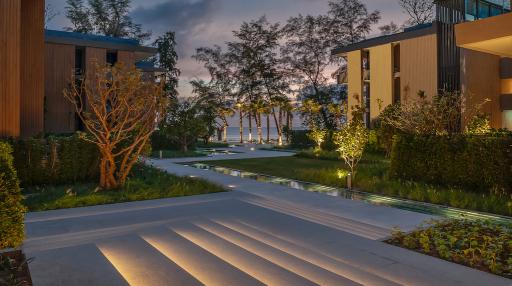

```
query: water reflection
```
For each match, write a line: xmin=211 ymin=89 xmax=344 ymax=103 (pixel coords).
xmin=187 ymin=163 xmax=512 ymax=225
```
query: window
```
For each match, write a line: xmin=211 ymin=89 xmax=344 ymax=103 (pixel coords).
xmin=106 ymin=51 xmax=118 ymax=66
xmin=75 ymin=47 xmax=85 ymax=76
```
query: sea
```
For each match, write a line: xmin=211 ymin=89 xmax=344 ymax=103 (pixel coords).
xmin=221 ymin=127 xmax=303 ymax=142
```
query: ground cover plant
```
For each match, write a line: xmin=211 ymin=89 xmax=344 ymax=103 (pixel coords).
xmin=204 ymin=153 xmax=512 ymax=216
xmin=387 ymin=219 xmax=512 ymax=278
xmin=23 ymin=164 xmax=225 ymax=212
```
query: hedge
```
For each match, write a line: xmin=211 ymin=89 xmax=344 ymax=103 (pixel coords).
xmin=10 ymin=133 xmax=100 ymax=187
xmin=0 ymin=142 xmax=25 ymax=249
xmin=288 ymin=130 xmax=337 ymax=150
xmin=390 ymin=134 xmax=512 ymax=193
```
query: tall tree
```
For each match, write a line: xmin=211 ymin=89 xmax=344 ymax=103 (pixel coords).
xmin=193 ymin=46 xmax=237 ymax=142
xmin=154 ymin=31 xmax=180 ymax=100
xmin=229 ymin=17 xmax=289 ymax=144
xmin=45 ymin=4 xmax=59 ymax=28
xmin=282 ymin=0 xmax=379 ymax=130
xmin=65 ymin=0 xmax=151 ymax=42
xmin=398 ymin=0 xmax=435 ymax=26
xmin=64 ymin=63 xmax=166 ymax=189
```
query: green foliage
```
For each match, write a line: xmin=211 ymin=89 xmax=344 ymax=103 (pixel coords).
xmin=0 ymin=253 xmax=30 ymax=286
xmin=307 ymin=129 xmax=327 ymax=149
xmin=0 ymin=142 xmax=25 ymax=249
xmin=11 ymin=133 xmax=99 ymax=187
xmin=296 ymin=149 xmax=340 ymax=161
xmin=156 ymin=99 xmax=212 ymax=152
xmin=289 ymin=130 xmax=316 ymax=149
xmin=333 ymin=121 xmax=369 ymax=176
xmin=390 ymin=133 xmax=512 ymax=193
xmin=388 ymin=219 xmax=512 ymax=278
xmin=23 ymin=164 xmax=226 ymax=212
xmin=465 ymin=114 xmax=491 ymax=135
xmin=207 ymin=155 xmax=512 ymax=216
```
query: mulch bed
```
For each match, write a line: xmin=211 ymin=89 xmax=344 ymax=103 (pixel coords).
xmin=0 ymin=250 xmax=33 ymax=286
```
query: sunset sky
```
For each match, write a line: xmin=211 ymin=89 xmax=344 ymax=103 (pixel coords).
xmin=45 ymin=0 xmax=409 ymax=99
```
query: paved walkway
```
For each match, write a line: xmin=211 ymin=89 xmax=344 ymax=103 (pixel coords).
xmin=24 ymin=148 xmax=511 ymax=285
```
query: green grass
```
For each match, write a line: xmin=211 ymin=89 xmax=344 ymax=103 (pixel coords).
xmin=203 ymin=151 xmax=512 ymax=216
xmin=150 ymin=149 xmax=207 ymax=159
xmin=23 ymin=164 xmax=226 ymax=211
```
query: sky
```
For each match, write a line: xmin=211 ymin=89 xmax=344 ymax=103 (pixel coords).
xmin=45 ymin=0 xmax=409 ymax=127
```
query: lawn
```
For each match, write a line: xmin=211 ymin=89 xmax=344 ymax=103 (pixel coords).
xmin=203 ymin=151 xmax=512 ymax=216
xmin=23 ymin=164 xmax=226 ymax=211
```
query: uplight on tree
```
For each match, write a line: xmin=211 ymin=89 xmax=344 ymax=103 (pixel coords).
xmin=308 ymin=129 xmax=328 ymax=150
xmin=333 ymin=120 xmax=369 ymax=187
xmin=65 ymin=63 xmax=166 ymax=190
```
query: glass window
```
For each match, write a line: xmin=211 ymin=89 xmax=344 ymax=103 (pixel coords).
xmin=478 ymin=2 xmax=490 ymax=18
xmin=490 ymin=5 xmax=502 ymax=16
xmin=466 ymin=0 xmax=477 ymax=16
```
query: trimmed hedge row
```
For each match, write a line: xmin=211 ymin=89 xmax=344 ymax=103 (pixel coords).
xmin=0 ymin=142 xmax=25 ymax=249
xmin=10 ymin=133 xmax=100 ymax=187
xmin=390 ymin=134 xmax=512 ymax=193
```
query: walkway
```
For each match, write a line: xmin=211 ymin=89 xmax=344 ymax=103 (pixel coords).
xmin=24 ymin=148 xmax=511 ymax=285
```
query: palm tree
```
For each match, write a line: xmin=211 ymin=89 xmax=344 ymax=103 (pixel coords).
xmin=252 ymin=99 xmax=267 ymax=144
xmin=236 ymin=102 xmax=244 ymax=143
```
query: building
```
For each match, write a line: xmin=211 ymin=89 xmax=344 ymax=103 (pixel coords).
xmin=332 ymin=0 xmax=512 ymax=129
xmin=44 ymin=30 xmax=158 ymax=134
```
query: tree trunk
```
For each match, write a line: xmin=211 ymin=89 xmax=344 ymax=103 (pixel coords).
xmin=248 ymin=112 xmax=253 ymax=143
xmin=272 ymin=108 xmax=283 ymax=146
xmin=239 ymin=108 xmax=244 ymax=143
xmin=266 ymin=114 xmax=270 ymax=143
xmin=223 ymin=124 xmax=228 ymax=143
xmin=287 ymin=111 xmax=293 ymax=143
xmin=257 ymin=112 xmax=263 ymax=144
xmin=182 ymin=137 xmax=188 ymax=152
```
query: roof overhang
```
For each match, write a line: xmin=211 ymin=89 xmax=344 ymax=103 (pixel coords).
xmin=455 ymin=13 xmax=512 ymax=57
xmin=331 ymin=22 xmax=437 ymax=56
xmin=45 ymin=30 xmax=158 ymax=60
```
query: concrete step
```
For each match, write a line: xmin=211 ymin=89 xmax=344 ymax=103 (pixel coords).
xmin=139 ymin=228 xmax=264 ymax=286
xmin=195 ymin=219 xmax=362 ymax=286
xmin=242 ymin=196 xmax=391 ymax=239
xmin=213 ymin=218 xmax=401 ymax=286
xmin=96 ymin=235 xmax=203 ymax=286
xmin=170 ymin=222 xmax=318 ymax=286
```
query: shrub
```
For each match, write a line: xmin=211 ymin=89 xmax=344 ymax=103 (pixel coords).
xmin=388 ymin=219 xmax=512 ymax=278
xmin=11 ymin=133 xmax=100 ymax=187
xmin=0 ymin=142 xmax=25 ymax=249
xmin=288 ymin=130 xmax=315 ymax=149
xmin=390 ymin=134 xmax=512 ymax=193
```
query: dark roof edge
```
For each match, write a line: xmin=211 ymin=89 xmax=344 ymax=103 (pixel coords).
xmin=44 ymin=30 xmax=157 ymax=54
xmin=332 ymin=22 xmax=438 ymax=55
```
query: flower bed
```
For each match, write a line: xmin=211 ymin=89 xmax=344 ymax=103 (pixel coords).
xmin=387 ymin=219 xmax=512 ymax=278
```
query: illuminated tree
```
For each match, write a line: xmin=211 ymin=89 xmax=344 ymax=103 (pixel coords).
xmin=65 ymin=63 xmax=166 ymax=189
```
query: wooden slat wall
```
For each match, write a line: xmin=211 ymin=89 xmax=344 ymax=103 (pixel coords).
xmin=21 ymin=0 xmax=45 ymax=138
xmin=0 ymin=0 xmax=21 ymax=138
xmin=369 ymin=44 xmax=393 ymax=122
xmin=117 ymin=51 xmax=136 ymax=67
xmin=400 ymin=34 xmax=438 ymax=102
xmin=86 ymin=47 xmax=107 ymax=79
xmin=347 ymin=50 xmax=362 ymax=121
xmin=460 ymin=48 xmax=502 ymax=128
xmin=45 ymin=43 xmax=76 ymax=133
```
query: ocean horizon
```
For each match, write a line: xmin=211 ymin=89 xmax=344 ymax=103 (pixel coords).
xmin=219 ymin=127 xmax=304 ymax=142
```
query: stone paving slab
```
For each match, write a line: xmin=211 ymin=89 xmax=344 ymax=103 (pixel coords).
xmin=24 ymin=149 xmax=512 ymax=285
